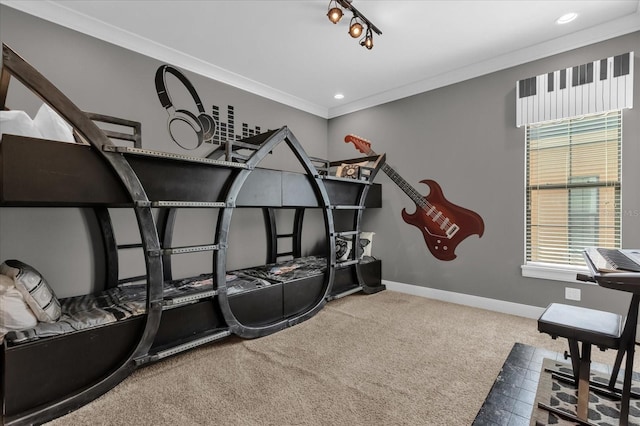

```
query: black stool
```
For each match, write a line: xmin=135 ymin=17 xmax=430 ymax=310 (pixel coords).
xmin=538 ymin=303 xmax=624 ymax=424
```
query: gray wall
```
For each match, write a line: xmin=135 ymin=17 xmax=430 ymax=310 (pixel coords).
xmin=328 ymin=31 xmax=640 ymax=314
xmin=1 ymin=6 xmax=638 ymax=316
xmin=0 ymin=7 xmax=328 ymax=297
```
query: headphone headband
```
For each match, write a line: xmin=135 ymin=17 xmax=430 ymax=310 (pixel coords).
xmin=155 ymin=65 xmax=206 ymax=113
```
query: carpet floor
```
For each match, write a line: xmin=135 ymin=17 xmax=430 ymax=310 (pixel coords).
xmin=46 ymin=290 xmax=633 ymax=425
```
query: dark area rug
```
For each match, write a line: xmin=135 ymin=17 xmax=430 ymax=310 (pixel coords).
xmin=474 ymin=343 xmax=640 ymax=426
xmin=474 ymin=343 xmax=553 ymax=426
xmin=530 ymin=358 xmax=640 ymax=425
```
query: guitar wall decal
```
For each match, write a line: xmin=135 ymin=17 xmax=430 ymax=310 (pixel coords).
xmin=345 ymin=134 xmax=484 ymax=261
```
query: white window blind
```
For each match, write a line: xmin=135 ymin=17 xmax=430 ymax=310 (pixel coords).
xmin=525 ymin=110 xmax=621 ymax=267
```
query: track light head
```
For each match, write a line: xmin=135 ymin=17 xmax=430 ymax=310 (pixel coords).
xmin=348 ymin=17 xmax=363 ymax=38
xmin=327 ymin=1 xmax=343 ymax=24
xmin=360 ymin=27 xmax=373 ymax=50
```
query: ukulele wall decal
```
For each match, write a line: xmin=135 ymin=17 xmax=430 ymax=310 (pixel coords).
xmin=345 ymin=134 xmax=485 ymax=261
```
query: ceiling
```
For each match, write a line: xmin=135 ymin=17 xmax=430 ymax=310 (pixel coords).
xmin=3 ymin=1 xmax=640 ymax=118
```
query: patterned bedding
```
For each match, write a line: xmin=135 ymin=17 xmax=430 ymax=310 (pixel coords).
xmin=4 ymin=257 xmax=328 ymax=345
xmin=235 ymin=256 xmax=327 ymax=283
xmin=6 ymin=284 xmax=147 ymax=344
xmin=5 ymin=273 xmax=268 ymax=345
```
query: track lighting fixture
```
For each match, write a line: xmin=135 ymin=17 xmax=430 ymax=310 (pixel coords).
xmin=327 ymin=0 xmax=381 ymax=50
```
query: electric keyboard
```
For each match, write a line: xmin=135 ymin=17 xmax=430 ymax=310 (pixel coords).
xmin=584 ymin=247 xmax=640 ymax=273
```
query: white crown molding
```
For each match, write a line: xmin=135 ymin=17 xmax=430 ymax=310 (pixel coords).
xmin=0 ymin=0 xmax=330 ymax=118
xmin=3 ymin=1 xmax=639 ymax=120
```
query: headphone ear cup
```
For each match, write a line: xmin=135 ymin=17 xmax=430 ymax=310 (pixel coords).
xmin=168 ymin=109 xmax=204 ymax=150
xmin=197 ymin=113 xmax=217 ymax=143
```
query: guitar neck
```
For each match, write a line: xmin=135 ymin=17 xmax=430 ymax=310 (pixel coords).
xmin=362 ymin=147 xmax=428 ymax=209
xmin=381 ymin=163 xmax=429 ymax=209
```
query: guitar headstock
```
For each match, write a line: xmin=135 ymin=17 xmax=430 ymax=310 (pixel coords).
xmin=344 ymin=134 xmax=374 ymax=155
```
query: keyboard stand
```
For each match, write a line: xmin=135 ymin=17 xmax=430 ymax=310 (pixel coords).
xmin=583 ymin=250 xmax=640 ymax=425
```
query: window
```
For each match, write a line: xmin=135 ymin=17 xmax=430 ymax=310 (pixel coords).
xmin=525 ymin=110 xmax=621 ymax=269
xmin=568 ymin=176 xmax=599 ymax=264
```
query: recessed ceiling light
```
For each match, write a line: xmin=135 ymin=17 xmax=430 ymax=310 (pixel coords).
xmin=556 ymin=13 xmax=578 ymax=24
xmin=334 ymin=93 xmax=345 ymax=100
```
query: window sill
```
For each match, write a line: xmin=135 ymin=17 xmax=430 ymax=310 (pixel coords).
xmin=521 ymin=262 xmax=593 ymax=284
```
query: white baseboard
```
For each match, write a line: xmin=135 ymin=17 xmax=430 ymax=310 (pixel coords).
xmin=382 ymin=280 xmax=545 ymax=320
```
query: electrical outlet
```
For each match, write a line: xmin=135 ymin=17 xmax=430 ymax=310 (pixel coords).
xmin=565 ymin=287 xmax=581 ymax=301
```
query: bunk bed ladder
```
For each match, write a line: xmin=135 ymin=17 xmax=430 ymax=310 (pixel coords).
xmin=152 ymin=207 xmax=226 ymax=309
xmin=263 ymin=207 xmax=305 ymax=264
xmin=151 ymin=201 xmax=225 ymax=288
xmin=157 ymin=242 xmax=224 ymax=309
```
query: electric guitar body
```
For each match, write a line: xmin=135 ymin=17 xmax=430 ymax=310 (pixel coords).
xmin=401 ymin=179 xmax=484 ymax=261
xmin=345 ymin=134 xmax=485 ymax=261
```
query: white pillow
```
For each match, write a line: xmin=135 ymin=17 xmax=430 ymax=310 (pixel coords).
xmin=32 ymin=103 xmax=75 ymax=143
xmin=0 ymin=274 xmax=38 ymax=344
xmin=0 ymin=110 xmax=43 ymax=139
xmin=0 ymin=260 xmax=62 ymax=323
xmin=359 ymin=232 xmax=375 ymax=258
